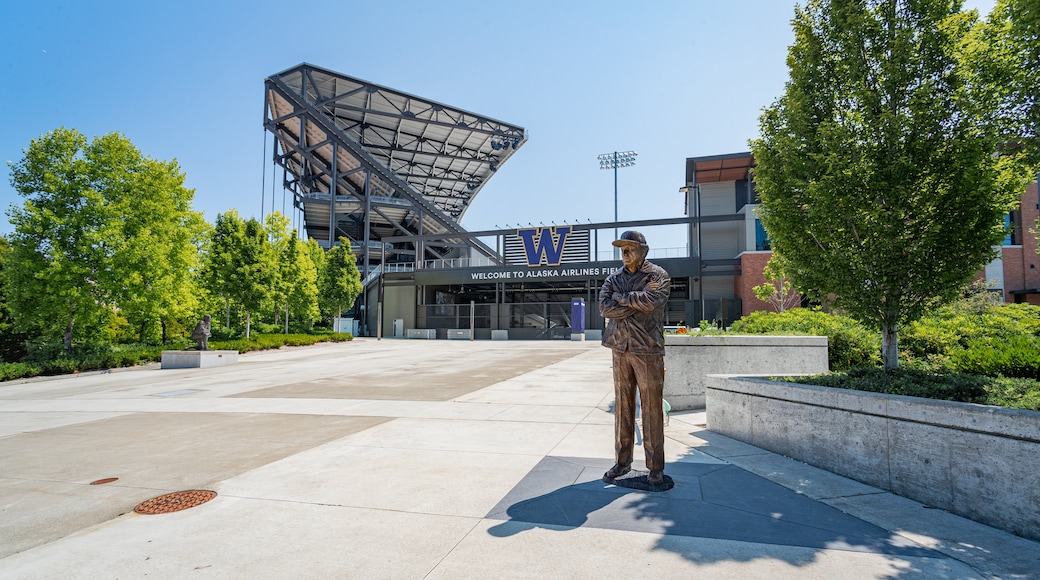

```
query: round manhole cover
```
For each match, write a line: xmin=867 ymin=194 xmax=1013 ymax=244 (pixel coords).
xmin=134 ymin=490 xmax=217 ymax=515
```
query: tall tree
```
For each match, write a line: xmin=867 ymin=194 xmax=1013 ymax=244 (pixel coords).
xmin=0 ymin=237 xmax=27 ymax=361
xmin=235 ymin=218 xmax=276 ymax=338
xmin=201 ymin=212 xmax=277 ymax=339
xmin=92 ymin=134 xmax=207 ymax=343
xmin=202 ymin=210 xmax=245 ymax=329
xmin=306 ymin=238 xmax=328 ymax=325
xmin=282 ymin=232 xmax=320 ymax=331
xmin=973 ymin=0 xmax=1040 ymax=169
xmin=750 ymin=0 xmax=1031 ymax=369
xmin=264 ymin=212 xmax=292 ymax=329
xmin=7 ymin=128 xmax=120 ymax=351
xmin=321 ymin=238 xmax=362 ymax=326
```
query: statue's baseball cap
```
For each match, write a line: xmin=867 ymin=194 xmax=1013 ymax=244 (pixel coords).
xmin=612 ymin=230 xmax=648 ymax=248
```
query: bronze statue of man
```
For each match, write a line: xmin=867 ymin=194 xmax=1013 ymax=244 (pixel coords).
xmin=599 ymin=230 xmax=670 ymax=486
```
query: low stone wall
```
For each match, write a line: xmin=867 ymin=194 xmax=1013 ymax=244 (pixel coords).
xmin=663 ymin=335 xmax=828 ymax=411
xmin=705 ymin=375 xmax=1040 ymax=542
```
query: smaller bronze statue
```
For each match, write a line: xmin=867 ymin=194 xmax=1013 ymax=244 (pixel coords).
xmin=191 ymin=314 xmax=212 ymax=350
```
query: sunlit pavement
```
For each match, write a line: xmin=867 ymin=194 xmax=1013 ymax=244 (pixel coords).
xmin=1 ymin=338 xmax=1037 ymax=579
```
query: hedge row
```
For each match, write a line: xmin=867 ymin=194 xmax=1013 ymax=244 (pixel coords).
xmin=728 ymin=308 xmax=880 ymax=371
xmin=780 ymin=367 xmax=1040 ymax=411
xmin=0 ymin=333 xmax=353 ymax=383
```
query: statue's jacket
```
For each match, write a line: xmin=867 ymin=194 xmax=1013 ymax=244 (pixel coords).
xmin=599 ymin=260 xmax=670 ymax=356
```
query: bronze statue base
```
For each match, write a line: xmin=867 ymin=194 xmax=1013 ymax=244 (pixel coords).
xmin=603 ymin=469 xmax=674 ymax=492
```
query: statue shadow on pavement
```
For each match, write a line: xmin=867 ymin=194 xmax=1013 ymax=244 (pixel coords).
xmin=485 ymin=454 xmax=938 ymax=572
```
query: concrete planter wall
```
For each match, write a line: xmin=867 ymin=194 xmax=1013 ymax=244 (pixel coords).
xmin=663 ymin=335 xmax=828 ymax=410
xmin=705 ymin=375 xmax=1040 ymax=541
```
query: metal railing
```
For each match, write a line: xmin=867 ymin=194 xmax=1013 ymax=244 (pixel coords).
xmin=423 ymin=256 xmax=500 ymax=270
xmin=593 ymin=246 xmax=689 ymax=262
xmin=361 ymin=263 xmax=417 ymax=286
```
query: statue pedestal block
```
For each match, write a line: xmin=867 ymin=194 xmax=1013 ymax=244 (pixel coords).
xmin=161 ymin=350 xmax=239 ymax=369
xmin=603 ymin=469 xmax=674 ymax=492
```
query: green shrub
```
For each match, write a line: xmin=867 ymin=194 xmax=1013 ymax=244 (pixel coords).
xmin=782 ymin=367 xmax=983 ymax=402
xmin=984 ymin=377 xmax=1040 ymax=410
xmin=949 ymin=335 xmax=1040 ymax=379
xmin=38 ymin=358 xmax=80 ymax=376
xmin=729 ymin=308 xmax=880 ymax=370
xmin=209 ymin=325 xmax=240 ymax=341
xmin=903 ymin=301 xmax=1040 ymax=358
xmin=0 ymin=362 xmax=41 ymax=381
xmin=779 ymin=367 xmax=1039 ymax=411
xmin=251 ymin=321 xmax=282 ymax=335
xmin=0 ymin=333 xmax=352 ymax=383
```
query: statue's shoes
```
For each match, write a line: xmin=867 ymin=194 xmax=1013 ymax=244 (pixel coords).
xmin=603 ymin=464 xmax=631 ymax=481
xmin=648 ymin=470 xmax=665 ymax=486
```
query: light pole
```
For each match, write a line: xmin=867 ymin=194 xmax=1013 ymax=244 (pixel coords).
xmin=598 ymin=151 xmax=637 ymax=259
xmin=680 ymin=184 xmax=704 ymax=323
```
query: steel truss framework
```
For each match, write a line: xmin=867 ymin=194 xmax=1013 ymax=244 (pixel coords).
xmin=263 ymin=63 xmax=528 ymax=275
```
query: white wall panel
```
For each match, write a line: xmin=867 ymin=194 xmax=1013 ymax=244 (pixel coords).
xmin=698 ymin=182 xmax=735 ymax=216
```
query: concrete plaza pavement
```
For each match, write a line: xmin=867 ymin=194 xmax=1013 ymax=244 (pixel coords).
xmin=1 ymin=338 xmax=1038 ymax=579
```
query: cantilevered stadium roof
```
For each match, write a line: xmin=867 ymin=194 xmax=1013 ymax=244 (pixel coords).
xmin=264 ymin=63 xmax=527 ymax=267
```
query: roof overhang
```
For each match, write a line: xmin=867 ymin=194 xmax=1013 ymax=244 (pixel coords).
xmin=263 ymin=63 xmax=527 ymax=263
xmin=685 ymin=152 xmax=755 ymax=185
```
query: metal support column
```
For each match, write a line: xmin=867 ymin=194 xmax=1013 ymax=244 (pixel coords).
xmin=363 ymin=170 xmax=372 ymax=336
xmin=328 ymin=142 xmax=337 ymax=248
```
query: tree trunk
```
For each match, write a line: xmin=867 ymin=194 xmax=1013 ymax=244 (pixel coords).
xmin=246 ymin=311 xmax=251 ymax=339
xmin=224 ymin=297 xmax=231 ymax=329
xmin=284 ymin=302 xmax=289 ymax=334
xmin=881 ymin=322 xmax=899 ymax=370
xmin=63 ymin=317 xmax=73 ymax=353
xmin=161 ymin=318 xmax=168 ymax=344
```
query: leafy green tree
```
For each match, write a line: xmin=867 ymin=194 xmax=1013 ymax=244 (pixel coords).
xmin=972 ymin=0 xmax=1040 ymax=169
xmin=752 ymin=255 xmax=802 ymax=313
xmin=200 ymin=211 xmax=277 ymax=338
xmin=202 ymin=210 xmax=246 ymax=329
xmin=92 ymin=134 xmax=207 ymax=343
xmin=282 ymin=232 xmax=320 ymax=331
xmin=306 ymin=238 xmax=328 ymax=326
xmin=264 ymin=212 xmax=292 ymax=329
xmin=6 ymin=128 xmax=207 ymax=350
xmin=0 ymin=236 xmax=28 ymax=361
xmin=236 ymin=218 xmax=277 ymax=338
xmin=321 ymin=238 xmax=362 ymax=324
xmin=7 ymin=128 xmax=121 ymax=351
xmin=750 ymin=0 xmax=1032 ymax=369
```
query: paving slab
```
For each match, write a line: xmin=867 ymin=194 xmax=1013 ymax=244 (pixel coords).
xmin=430 ymin=519 xmax=981 ymax=579
xmin=0 ymin=498 xmax=480 ymax=579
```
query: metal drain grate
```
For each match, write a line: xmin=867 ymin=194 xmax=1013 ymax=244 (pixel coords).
xmin=134 ymin=490 xmax=217 ymax=514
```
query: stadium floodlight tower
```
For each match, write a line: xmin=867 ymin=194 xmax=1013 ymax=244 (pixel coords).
xmin=597 ymin=150 xmax=638 ymax=259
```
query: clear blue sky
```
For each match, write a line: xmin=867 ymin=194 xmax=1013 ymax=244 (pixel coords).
xmin=0 ymin=0 xmax=996 ymax=252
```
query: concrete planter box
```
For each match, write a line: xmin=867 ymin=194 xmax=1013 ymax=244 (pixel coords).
xmin=664 ymin=335 xmax=828 ymax=411
xmin=705 ymin=375 xmax=1040 ymax=542
xmin=161 ymin=350 xmax=239 ymax=369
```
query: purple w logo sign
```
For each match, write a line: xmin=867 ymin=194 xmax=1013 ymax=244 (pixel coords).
xmin=517 ymin=227 xmax=572 ymax=267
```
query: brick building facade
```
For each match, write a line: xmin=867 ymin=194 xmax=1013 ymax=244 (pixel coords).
xmin=685 ymin=152 xmax=1040 ymax=318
